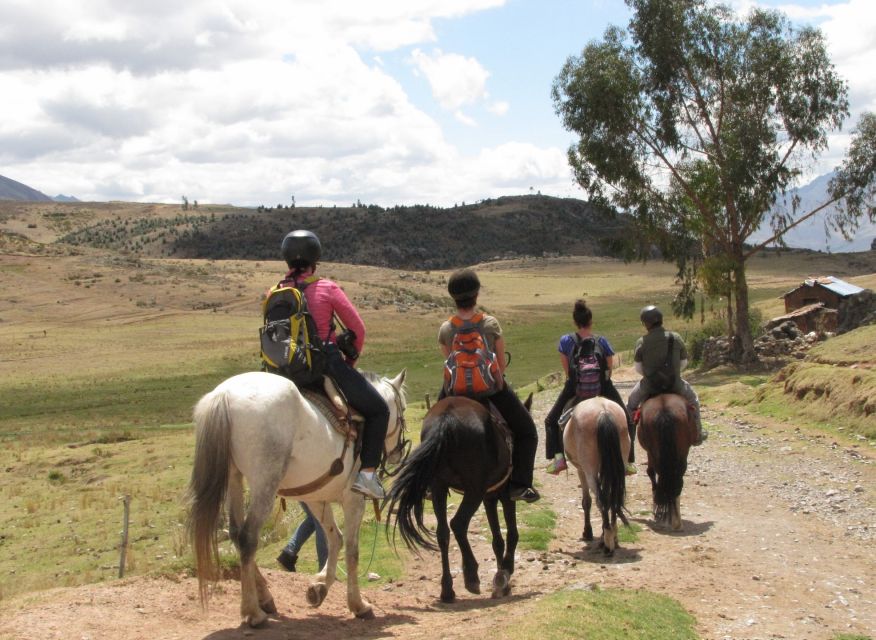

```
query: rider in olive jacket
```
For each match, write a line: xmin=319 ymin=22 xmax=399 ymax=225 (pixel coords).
xmin=625 ymin=305 xmax=707 ymax=445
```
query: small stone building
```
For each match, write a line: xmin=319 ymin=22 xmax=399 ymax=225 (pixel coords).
xmin=766 ymin=303 xmax=838 ymax=334
xmin=782 ymin=276 xmax=864 ymax=313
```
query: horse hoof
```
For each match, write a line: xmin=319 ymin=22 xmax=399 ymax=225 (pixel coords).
xmin=306 ymin=583 xmax=328 ymax=608
xmin=582 ymin=531 xmax=593 ymax=542
xmin=355 ymin=606 xmax=375 ymax=620
xmin=246 ymin=610 xmax=268 ymax=628
xmin=491 ymin=571 xmax=510 ymax=599
xmin=464 ymin=580 xmax=480 ymax=595
xmin=261 ymin=598 xmax=278 ymax=615
xmin=440 ymin=591 xmax=456 ymax=604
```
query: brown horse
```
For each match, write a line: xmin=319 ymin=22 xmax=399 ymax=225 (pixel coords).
xmin=563 ymin=396 xmax=630 ymax=555
xmin=637 ymin=393 xmax=696 ymax=531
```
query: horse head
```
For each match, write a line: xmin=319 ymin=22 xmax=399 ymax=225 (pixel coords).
xmin=381 ymin=369 xmax=409 ymax=466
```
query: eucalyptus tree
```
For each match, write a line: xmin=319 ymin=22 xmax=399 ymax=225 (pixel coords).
xmin=552 ymin=0 xmax=876 ymax=362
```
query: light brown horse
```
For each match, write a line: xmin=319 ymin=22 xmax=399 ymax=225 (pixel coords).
xmin=637 ymin=393 xmax=696 ymax=531
xmin=563 ymin=396 xmax=631 ymax=555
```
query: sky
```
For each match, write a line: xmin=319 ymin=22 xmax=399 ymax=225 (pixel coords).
xmin=1 ymin=0 xmax=875 ymax=208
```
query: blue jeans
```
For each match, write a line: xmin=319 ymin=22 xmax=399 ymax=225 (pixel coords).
xmin=283 ymin=503 xmax=328 ymax=569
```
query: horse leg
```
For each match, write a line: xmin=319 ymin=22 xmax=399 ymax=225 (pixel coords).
xmin=450 ymin=491 xmax=483 ymax=596
xmin=577 ymin=468 xmax=593 ymax=542
xmin=432 ymin=486 xmax=455 ymax=603
xmin=305 ymin=501 xmax=342 ymax=609
xmin=500 ymin=494 xmax=518 ymax=576
xmin=338 ymin=492 xmax=372 ymax=619
xmin=231 ymin=474 xmax=278 ymax=627
xmin=600 ymin=503 xmax=617 ymax=557
xmin=484 ymin=496 xmax=509 ymax=599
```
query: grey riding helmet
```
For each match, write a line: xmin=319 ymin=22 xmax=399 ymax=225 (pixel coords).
xmin=282 ymin=230 xmax=321 ymax=267
xmin=640 ymin=305 xmax=663 ymax=328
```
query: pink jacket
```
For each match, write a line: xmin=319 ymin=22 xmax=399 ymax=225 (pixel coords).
xmin=279 ymin=271 xmax=366 ymax=357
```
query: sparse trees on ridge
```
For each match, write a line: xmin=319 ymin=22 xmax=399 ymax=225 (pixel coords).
xmin=552 ymin=0 xmax=876 ymax=363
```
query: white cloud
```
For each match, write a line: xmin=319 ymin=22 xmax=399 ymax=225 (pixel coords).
xmin=410 ymin=48 xmax=491 ymax=110
xmin=488 ymin=101 xmax=510 ymax=116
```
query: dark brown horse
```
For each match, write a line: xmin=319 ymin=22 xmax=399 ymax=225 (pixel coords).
xmin=388 ymin=395 xmax=531 ymax=603
xmin=637 ymin=393 xmax=696 ymax=531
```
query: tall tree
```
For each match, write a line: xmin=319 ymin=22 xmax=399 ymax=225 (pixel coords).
xmin=552 ymin=0 xmax=876 ymax=363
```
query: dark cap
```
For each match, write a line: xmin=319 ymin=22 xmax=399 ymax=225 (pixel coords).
xmin=640 ymin=305 xmax=663 ymax=328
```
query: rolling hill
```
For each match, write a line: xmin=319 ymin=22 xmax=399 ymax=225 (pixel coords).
xmin=9 ymin=195 xmax=630 ymax=269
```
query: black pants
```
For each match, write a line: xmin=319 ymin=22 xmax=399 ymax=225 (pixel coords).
xmin=487 ymin=385 xmax=538 ymax=490
xmin=543 ymin=377 xmax=636 ymax=462
xmin=437 ymin=383 xmax=538 ymax=489
xmin=325 ymin=347 xmax=389 ymax=469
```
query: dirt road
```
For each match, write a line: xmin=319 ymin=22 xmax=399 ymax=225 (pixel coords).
xmin=2 ymin=395 xmax=873 ymax=640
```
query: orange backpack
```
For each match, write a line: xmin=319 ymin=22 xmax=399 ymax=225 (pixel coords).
xmin=443 ymin=313 xmax=502 ymax=398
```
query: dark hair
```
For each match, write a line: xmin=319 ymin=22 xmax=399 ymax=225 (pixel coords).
xmin=572 ymin=299 xmax=593 ymax=328
xmin=448 ymin=269 xmax=480 ymax=309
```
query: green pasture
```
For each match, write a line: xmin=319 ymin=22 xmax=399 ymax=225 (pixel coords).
xmin=500 ymin=587 xmax=699 ymax=640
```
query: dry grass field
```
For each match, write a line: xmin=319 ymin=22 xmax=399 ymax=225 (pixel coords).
xmin=1 ymin=200 xmax=874 ymax=615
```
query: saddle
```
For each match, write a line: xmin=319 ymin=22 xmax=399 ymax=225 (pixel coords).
xmin=300 ymin=377 xmax=364 ymax=441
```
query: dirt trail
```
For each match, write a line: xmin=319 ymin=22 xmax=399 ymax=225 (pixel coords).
xmin=2 ymin=394 xmax=874 ymax=640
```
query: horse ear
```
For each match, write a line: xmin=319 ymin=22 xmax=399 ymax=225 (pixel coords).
xmin=523 ymin=392 xmax=533 ymax=412
xmin=389 ymin=368 xmax=407 ymax=391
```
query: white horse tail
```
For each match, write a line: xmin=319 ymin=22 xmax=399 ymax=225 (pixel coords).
xmin=187 ymin=389 xmax=232 ymax=605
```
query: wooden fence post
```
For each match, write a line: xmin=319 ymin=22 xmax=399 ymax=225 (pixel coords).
xmin=119 ymin=495 xmax=131 ymax=578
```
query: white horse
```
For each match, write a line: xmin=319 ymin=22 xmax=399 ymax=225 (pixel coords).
xmin=187 ymin=369 xmax=407 ymax=627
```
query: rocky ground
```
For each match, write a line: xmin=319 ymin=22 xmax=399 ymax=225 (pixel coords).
xmin=1 ymin=391 xmax=874 ymax=640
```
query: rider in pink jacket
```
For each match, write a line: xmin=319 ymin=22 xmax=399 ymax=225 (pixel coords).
xmin=277 ymin=230 xmax=389 ymax=500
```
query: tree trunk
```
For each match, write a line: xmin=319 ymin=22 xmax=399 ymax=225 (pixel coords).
xmin=730 ymin=260 xmax=757 ymax=364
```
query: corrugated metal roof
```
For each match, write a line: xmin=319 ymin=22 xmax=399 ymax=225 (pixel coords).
xmin=783 ymin=276 xmax=865 ymax=298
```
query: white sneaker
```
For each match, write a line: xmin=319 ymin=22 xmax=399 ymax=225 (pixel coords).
xmin=351 ymin=472 xmax=385 ymax=500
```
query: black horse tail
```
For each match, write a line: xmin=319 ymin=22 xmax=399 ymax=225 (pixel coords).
xmin=388 ymin=414 xmax=454 ymax=551
xmin=595 ymin=410 xmax=626 ymax=519
xmin=653 ymin=408 xmax=683 ymax=522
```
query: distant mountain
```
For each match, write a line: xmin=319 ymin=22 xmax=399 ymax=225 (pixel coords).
xmin=53 ymin=194 xmax=80 ymax=202
xmin=752 ymin=172 xmax=876 ymax=252
xmin=0 ymin=174 xmax=53 ymax=202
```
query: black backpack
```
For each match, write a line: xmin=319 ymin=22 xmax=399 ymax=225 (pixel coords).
xmin=648 ymin=334 xmax=677 ymax=393
xmin=259 ymin=277 xmax=326 ymax=386
xmin=570 ymin=335 xmax=607 ymax=399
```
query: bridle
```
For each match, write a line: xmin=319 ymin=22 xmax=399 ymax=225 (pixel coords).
xmin=379 ymin=380 xmax=410 ymax=478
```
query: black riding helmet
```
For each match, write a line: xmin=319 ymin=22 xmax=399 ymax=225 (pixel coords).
xmin=447 ymin=269 xmax=480 ymax=305
xmin=281 ymin=230 xmax=321 ymax=268
xmin=640 ymin=305 xmax=663 ymax=329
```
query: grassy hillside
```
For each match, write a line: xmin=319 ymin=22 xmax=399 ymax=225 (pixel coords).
xmin=747 ymin=324 xmax=876 ymax=439
xmin=1 ymin=195 xmax=628 ymax=269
